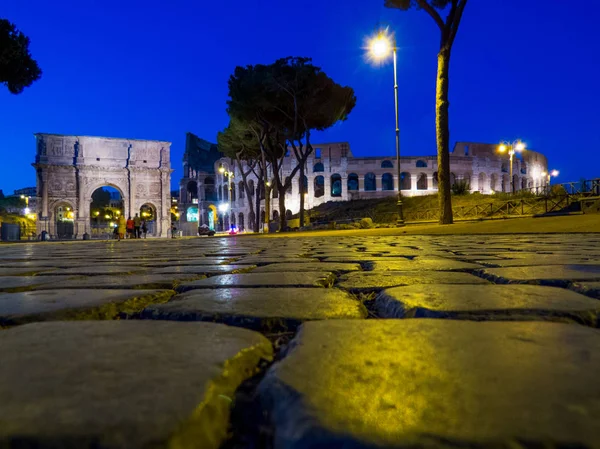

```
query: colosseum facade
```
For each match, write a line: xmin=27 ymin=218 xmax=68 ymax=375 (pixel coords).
xmin=178 ymin=135 xmax=548 ymax=234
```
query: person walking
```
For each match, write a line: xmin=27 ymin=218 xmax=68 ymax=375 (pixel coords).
xmin=126 ymin=216 xmax=134 ymax=239
xmin=133 ymin=213 xmax=141 ymax=239
xmin=118 ymin=214 xmax=126 ymax=240
xmin=141 ymin=219 xmax=148 ymax=239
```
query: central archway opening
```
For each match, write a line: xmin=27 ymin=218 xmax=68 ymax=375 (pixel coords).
xmin=90 ymin=186 xmax=124 ymax=239
xmin=140 ymin=203 xmax=156 ymax=237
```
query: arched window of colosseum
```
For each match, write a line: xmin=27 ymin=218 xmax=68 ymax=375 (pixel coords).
xmin=286 ymin=210 xmax=293 ymax=220
xmin=231 ymin=183 xmax=236 ymax=201
xmin=248 ymin=180 xmax=255 ymax=197
xmin=381 ymin=160 xmax=393 ymax=169
xmin=223 ymin=185 xmax=229 ymax=201
xmin=522 ymin=178 xmax=527 ymax=190
xmin=204 ymin=177 xmax=216 ymax=202
xmin=490 ymin=174 xmax=498 ymax=192
xmin=238 ymin=181 xmax=245 ymax=199
xmin=478 ymin=173 xmax=486 ymax=193
xmin=417 ymin=173 xmax=427 ymax=190
xmin=416 ymin=160 xmax=427 ymax=168
xmin=218 ymin=185 xmax=223 ymax=201
xmin=364 ymin=173 xmax=376 ymax=191
xmin=501 ymin=163 xmax=508 ymax=173
xmin=238 ymin=213 xmax=245 ymax=231
xmin=273 ymin=186 xmax=279 ymax=199
xmin=501 ymin=174 xmax=510 ymax=192
xmin=314 ymin=176 xmax=325 ymax=197
xmin=433 ymin=172 xmax=439 ymax=188
xmin=331 ymin=174 xmax=342 ymax=197
xmin=285 ymin=177 xmax=293 ymax=194
xmin=400 ymin=172 xmax=411 ymax=190
xmin=382 ymin=173 xmax=394 ymax=191
xmin=187 ymin=181 xmax=198 ymax=201
xmin=260 ymin=210 xmax=266 ymax=224
xmin=450 ymin=173 xmax=457 ymax=186
xmin=347 ymin=173 xmax=359 ymax=191
xmin=273 ymin=210 xmax=280 ymax=222
xmin=313 ymin=162 xmax=324 ymax=173
xmin=513 ymin=174 xmax=520 ymax=192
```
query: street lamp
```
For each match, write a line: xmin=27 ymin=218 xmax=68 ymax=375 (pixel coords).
xmin=367 ymin=28 xmax=404 ymax=226
xmin=540 ymin=169 xmax=559 ymax=192
xmin=498 ymin=140 xmax=526 ymax=193
xmin=218 ymin=203 xmax=229 ymax=232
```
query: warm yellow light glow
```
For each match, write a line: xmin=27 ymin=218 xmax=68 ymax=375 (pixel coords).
xmin=175 ymin=212 xmax=180 ymax=218
xmin=95 ymin=211 xmax=100 ymax=216
xmin=515 ymin=141 xmax=526 ymax=151
xmin=115 ymin=210 xmax=120 ymax=215
xmin=109 ymin=222 xmax=114 ymax=227
xmin=66 ymin=207 xmax=70 ymax=211
xmin=20 ymin=195 xmax=25 ymax=199
xmin=104 ymin=214 xmax=110 ymax=219
xmin=498 ymin=144 xmax=507 ymax=153
xmin=266 ymin=181 xmax=271 ymax=187
xmin=369 ymin=32 xmax=392 ymax=60
xmin=229 ymin=171 xmax=234 ymax=177
xmin=27 ymin=213 xmax=37 ymax=220
xmin=541 ymin=171 xmax=547 ymax=177
xmin=551 ymin=169 xmax=559 ymax=177
xmin=218 ymin=165 xmax=225 ymax=173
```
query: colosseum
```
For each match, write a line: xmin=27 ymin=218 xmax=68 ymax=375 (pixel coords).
xmin=178 ymin=133 xmax=548 ymax=233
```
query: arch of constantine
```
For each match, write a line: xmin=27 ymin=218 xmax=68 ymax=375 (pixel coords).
xmin=179 ymin=137 xmax=548 ymax=233
xmin=33 ymin=133 xmax=172 ymax=238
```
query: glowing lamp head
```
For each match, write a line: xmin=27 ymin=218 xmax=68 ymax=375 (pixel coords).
xmin=24 ymin=207 xmax=30 ymax=214
xmin=515 ymin=141 xmax=526 ymax=151
xmin=218 ymin=203 xmax=229 ymax=213
xmin=369 ymin=33 xmax=392 ymax=59
xmin=20 ymin=195 xmax=25 ymax=199
xmin=104 ymin=214 xmax=110 ymax=219
xmin=498 ymin=144 xmax=507 ymax=153
xmin=540 ymin=171 xmax=547 ymax=177
xmin=551 ymin=170 xmax=559 ymax=177
xmin=218 ymin=165 xmax=225 ymax=174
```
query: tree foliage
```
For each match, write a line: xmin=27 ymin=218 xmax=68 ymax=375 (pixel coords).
xmin=226 ymin=57 xmax=355 ymax=231
xmin=384 ymin=0 xmax=468 ymax=225
xmin=0 ymin=19 xmax=42 ymax=94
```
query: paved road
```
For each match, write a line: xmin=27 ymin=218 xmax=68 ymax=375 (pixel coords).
xmin=1 ymin=234 xmax=600 ymax=448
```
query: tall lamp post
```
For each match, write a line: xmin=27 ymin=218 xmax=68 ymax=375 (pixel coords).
xmin=367 ymin=28 xmax=404 ymax=226
xmin=498 ymin=140 xmax=526 ymax=193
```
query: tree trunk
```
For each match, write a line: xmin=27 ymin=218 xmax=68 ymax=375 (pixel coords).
xmin=278 ymin=189 xmax=287 ymax=231
xmin=254 ymin=178 xmax=261 ymax=232
xmin=299 ymin=164 xmax=305 ymax=228
xmin=259 ymin=149 xmax=271 ymax=233
xmin=436 ymin=47 xmax=454 ymax=225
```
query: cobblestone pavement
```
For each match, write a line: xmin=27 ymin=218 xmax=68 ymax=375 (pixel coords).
xmin=1 ymin=233 xmax=600 ymax=448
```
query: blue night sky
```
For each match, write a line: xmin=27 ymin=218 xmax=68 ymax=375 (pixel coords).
xmin=1 ymin=0 xmax=599 ymax=193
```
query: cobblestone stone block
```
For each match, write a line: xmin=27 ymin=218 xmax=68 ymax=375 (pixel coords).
xmin=0 ymin=321 xmax=272 ymax=448
xmin=259 ymin=320 xmax=600 ymax=448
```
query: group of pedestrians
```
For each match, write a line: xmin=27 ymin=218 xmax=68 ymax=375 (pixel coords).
xmin=115 ymin=213 xmax=148 ymax=240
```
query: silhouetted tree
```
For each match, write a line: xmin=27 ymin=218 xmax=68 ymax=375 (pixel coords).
xmin=0 ymin=19 xmax=42 ymax=94
xmin=270 ymin=57 xmax=356 ymax=228
xmin=384 ymin=0 xmax=468 ymax=224
xmin=218 ymin=118 xmax=264 ymax=232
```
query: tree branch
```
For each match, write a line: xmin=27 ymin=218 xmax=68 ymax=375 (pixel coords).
xmin=416 ymin=0 xmax=445 ymax=31
xmin=447 ymin=0 xmax=468 ymax=47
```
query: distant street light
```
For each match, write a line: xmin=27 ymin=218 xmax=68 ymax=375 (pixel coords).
xmin=367 ymin=27 xmax=404 ymax=226
xmin=498 ymin=140 xmax=526 ymax=193
xmin=540 ymin=169 xmax=559 ymax=191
